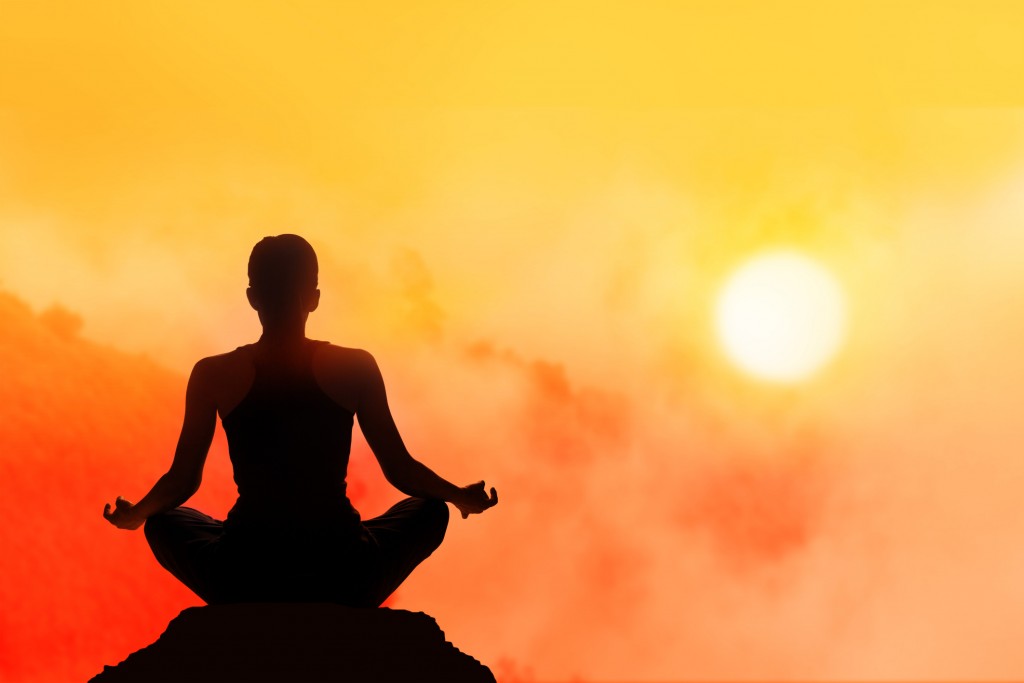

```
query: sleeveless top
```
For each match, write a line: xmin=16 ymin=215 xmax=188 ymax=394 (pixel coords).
xmin=221 ymin=340 xmax=363 ymax=535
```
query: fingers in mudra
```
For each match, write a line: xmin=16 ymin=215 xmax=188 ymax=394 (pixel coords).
xmin=459 ymin=482 xmax=498 ymax=518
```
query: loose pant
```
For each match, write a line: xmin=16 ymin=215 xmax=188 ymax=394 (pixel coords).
xmin=143 ymin=497 xmax=449 ymax=607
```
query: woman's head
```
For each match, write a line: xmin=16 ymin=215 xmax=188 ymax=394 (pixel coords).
xmin=246 ymin=234 xmax=320 ymax=327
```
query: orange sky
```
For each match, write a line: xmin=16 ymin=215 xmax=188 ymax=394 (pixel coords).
xmin=4 ymin=3 xmax=1024 ymax=681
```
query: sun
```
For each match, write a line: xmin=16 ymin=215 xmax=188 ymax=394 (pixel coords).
xmin=715 ymin=250 xmax=847 ymax=383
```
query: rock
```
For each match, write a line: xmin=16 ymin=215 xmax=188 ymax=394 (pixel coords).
xmin=89 ymin=602 xmax=496 ymax=683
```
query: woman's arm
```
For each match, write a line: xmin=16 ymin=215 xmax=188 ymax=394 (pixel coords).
xmin=103 ymin=359 xmax=218 ymax=530
xmin=354 ymin=351 xmax=497 ymax=518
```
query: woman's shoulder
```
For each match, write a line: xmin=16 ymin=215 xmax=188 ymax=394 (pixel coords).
xmin=197 ymin=344 xmax=252 ymax=364
xmin=313 ymin=341 xmax=374 ymax=364
xmin=309 ymin=343 xmax=375 ymax=411
xmin=189 ymin=345 xmax=255 ymax=380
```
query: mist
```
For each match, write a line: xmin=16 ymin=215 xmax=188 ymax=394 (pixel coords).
xmin=4 ymin=95 xmax=1024 ymax=680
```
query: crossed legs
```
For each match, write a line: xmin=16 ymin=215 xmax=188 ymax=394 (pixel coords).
xmin=143 ymin=497 xmax=449 ymax=607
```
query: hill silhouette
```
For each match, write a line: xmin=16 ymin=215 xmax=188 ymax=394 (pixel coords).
xmin=89 ymin=602 xmax=495 ymax=683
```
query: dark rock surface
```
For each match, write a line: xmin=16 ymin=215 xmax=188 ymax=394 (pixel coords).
xmin=89 ymin=602 xmax=496 ymax=682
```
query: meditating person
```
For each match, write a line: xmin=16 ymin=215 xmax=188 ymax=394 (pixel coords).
xmin=102 ymin=234 xmax=498 ymax=607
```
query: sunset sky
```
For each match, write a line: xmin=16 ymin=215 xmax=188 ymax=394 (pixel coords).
xmin=4 ymin=3 xmax=1024 ymax=681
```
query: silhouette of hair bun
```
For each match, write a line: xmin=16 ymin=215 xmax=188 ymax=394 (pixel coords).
xmin=248 ymin=234 xmax=319 ymax=298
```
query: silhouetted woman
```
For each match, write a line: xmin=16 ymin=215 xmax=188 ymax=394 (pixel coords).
xmin=103 ymin=234 xmax=498 ymax=606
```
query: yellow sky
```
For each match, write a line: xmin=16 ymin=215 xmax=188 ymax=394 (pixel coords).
xmin=4 ymin=4 xmax=1024 ymax=373
xmin=5 ymin=3 xmax=1024 ymax=679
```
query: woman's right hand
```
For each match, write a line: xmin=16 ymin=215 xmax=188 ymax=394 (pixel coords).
xmin=103 ymin=496 xmax=145 ymax=530
xmin=453 ymin=481 xmax=498 ymax=519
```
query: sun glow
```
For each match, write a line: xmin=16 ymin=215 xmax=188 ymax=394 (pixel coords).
xmin=715 ymin=250 xmax=847 ymax=383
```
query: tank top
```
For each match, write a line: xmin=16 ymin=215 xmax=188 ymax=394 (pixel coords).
xmin=221 ymin=339 xmax=363 ymax=535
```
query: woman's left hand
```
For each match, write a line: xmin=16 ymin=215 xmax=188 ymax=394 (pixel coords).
xmin=103 ymin=496 xmax=144 ymax=530
xmin=453 ymin=481 xmax=498 ymax=519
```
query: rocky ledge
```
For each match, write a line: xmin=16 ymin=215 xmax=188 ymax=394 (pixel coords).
xmin=90 ymin=602 xmax=495 ymax=682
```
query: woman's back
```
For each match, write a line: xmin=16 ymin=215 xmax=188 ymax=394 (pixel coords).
xmin=220 ymin=339 xmax=363 ymax=534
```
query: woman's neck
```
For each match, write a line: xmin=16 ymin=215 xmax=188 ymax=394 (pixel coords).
xmin=257 ymin=325 xmax=308 ymax=349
